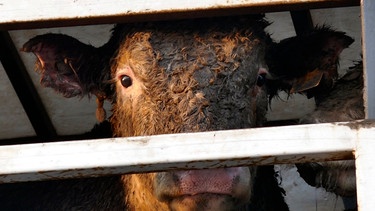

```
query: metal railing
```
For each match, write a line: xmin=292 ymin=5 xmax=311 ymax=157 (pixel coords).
xmin=0 ymin=0 xmax=373 ymax=210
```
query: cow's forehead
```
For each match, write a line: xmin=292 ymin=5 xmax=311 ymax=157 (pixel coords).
xmin=110 ymin=25 xmax=269 ymax=136
xmin=112 ymin=20 xmax=268 ymax=86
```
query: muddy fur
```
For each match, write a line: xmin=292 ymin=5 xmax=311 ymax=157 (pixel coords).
xmin=110 ymin=16 xmax=276 ymax=210
xmin=110 ymin=16 xmax=270 ymax=137
xmin=0 ymin=15 xmax=290 ymax=210
xmin=2 ymin=16 xmax=356 ymax=210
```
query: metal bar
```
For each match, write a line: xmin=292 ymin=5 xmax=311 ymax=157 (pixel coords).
xmin=1 ymin=120 xmax=372 ymax=184
xmin=0 ymin=31 xmax=57 ymax=140
xmin=356 ymin=1 xmax=375 ymax=210
xmin=355 ymin=124 xmax=375 ymax=211
xmin=290 ymin=10 xmax=314 ymax=35
xmin=361 ymin=0 xmax=375 ymax=119
xmin=0 ymin=0 xmax=359 ymax=30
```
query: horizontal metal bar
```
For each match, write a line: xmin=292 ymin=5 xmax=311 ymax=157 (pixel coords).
xmin=0 ymin=0 xmax=359 ymax=30
xmin=1 ymin=120 xmax=373 ymax=184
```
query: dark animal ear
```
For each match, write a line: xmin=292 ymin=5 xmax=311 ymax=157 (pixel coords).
xmin=22 ymin=33 xmax=113 ymax=99
xmin=22 ymin=33 xmax=114 ymax=122
xmin=266 ymin=27 xmax=354 ymax=99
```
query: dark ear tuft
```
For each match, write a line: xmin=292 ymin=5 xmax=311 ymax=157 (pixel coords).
xmin=266 ymin=27 xmax=354 ymax=100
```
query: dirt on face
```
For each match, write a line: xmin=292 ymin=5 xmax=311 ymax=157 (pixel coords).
xmin=109 ymin=16 xmax=271 ymax=210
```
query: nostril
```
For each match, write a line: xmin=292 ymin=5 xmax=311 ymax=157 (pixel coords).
xmin=174 ymin=169 xmax=234 ymax=195
xmin=172 ymin=167 xmax=250 ymax=195
xmin=155 ymin=168 xmax=252 ymax=204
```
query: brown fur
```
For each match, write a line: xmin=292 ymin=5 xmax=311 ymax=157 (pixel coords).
xmin=6 ymin=15 xmax=292 ymax=211
xmin=110 ymin=18 xmax=269 ymax=210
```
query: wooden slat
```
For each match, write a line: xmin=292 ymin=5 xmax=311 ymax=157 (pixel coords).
xmin=1 ymin=120 xmax=372 ymax=184
xmin=0 ymin=0 xmax=359 ymax=30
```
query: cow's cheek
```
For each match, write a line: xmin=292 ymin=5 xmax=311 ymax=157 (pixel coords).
xmin=122 ymin=173 xmax=170 ymax=211
xmin=112 ymin=65 xmax=149 ymax=137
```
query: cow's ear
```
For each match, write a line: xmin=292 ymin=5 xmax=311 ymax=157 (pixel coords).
xmin=22 ymin=33 xmax=112 ymax=99
xmin=22 ymin=33 xmax=114 ymax=122
xmin=266 ymin=27 xmax=354 ymax=99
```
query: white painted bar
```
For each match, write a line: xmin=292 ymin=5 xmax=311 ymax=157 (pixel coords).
xmin=362 ymin=0 xmax=375 ymax=119
xmin=355 ymin=125 xmax=375 ymax=211
xmin=1 ymin=120 xmax=372 ymax=183
xmin=0 ymin=0 xmax=359 ymax=29
xmin=357 ymin=2 xmax=375 ymax=210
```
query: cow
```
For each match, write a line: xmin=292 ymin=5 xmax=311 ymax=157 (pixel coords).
xmin=297 ymin=61 xmax=363 ymax=198
xmin=267 ymin=29 xmax=360 ymax=210
xmin=0 ymin=15 xmax=353 ymax=210
xmin=270 ymin=30 xmax=361 ymax=198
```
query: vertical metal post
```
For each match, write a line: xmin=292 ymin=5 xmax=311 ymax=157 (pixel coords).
xmin=357 ymin=2 xmax=375 ymax=210
xmin=361 ymin=0 xmax=375 ymax=119
xmin=355 ymin=126 xmax=375 ymax=210
xmin=290 ymin=10 xmax=314 ymax=35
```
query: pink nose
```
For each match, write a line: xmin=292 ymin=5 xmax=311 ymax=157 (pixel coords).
xmin=174 ymin=167 xmax=245 ymax=195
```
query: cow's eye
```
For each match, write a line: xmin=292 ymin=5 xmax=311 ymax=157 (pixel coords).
xmin=120 ymin=75 xmax=132 ymax=88
xmin=256 ymin=74 xmax=266 ymax=87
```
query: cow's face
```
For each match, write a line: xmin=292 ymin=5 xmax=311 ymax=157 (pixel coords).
xmin=22 ymin=15 xmax=354 ymax=210
xmin=110 ymin=18 xmax=268 ymax=210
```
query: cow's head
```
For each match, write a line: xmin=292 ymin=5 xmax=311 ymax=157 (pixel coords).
xmin=268 ymin=28 xmax=357 ymax=198
xmin=22 ymin=16 xmax=353 ymax=210
xmin=266 ymin=26 xmax=354 ymax=101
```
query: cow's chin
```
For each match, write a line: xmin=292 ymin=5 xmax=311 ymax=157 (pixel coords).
xmin=169 ymin=193 xmax=241 ymax=211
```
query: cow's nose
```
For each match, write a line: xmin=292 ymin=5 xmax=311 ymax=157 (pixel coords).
xmin=173 ymin=167 xmax=251 ymax=196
